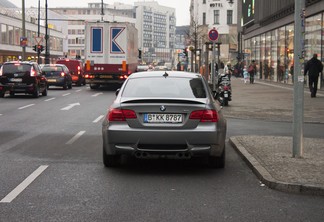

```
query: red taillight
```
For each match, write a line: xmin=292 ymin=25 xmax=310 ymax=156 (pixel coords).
xmin=119 ymin=75 xmax=129 ymax=80
xmin=30 ymin=70 xmax=36 ymax=76
xmin=85 ymin=74 xmax=94 ymax=79
xmin=189 ymin=110 xmax=218 ymax=122
xmin=61 ymin=72 xmax=65 ymax=77
xmin=77 ymin=66 xmax=81 ymax=75
xmin=223 ymin=85 xmax=230 ymax=90
xmin=107 ymin=108 xmax=137 ymax=121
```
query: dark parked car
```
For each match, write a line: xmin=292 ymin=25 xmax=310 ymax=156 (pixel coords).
xmin=0 ymin=61 xmax=47 ymax=98
xmin=42 ymin=64 xmax=73 ymax=90
xmin=102 ymin=71 xmax=227 ymax=168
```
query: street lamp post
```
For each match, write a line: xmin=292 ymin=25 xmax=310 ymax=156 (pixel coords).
xmin=37 ymin=0 xmax=41 ymax=64
xmin=21 ymin=0 xmax=26 ymax=61
xmin=44 ymin=0 xmax=50 ymax=64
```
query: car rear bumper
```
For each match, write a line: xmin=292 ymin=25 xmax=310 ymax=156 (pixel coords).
xmin=0 ymin=83 xmax=36 ymax=94
xmin=102 ymin=124 xmax=225 ymax=158
xmin=47 ymin=78 xmax=66 ymax=86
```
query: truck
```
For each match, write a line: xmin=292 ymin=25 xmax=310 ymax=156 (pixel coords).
xmin=84 ymin=21 xmax=139 ymax=89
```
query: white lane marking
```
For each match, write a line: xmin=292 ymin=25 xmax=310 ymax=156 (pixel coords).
xmin=92 ymin=92 xmax=103 ymax=97
xmin=66 ymin=131 xmax=86 ymax=145
xmin=75 ymin=89 xmax=82 ymax=92
xmin=18 ymin=104 xmax=35 ymax=110
xmin=62 ymin=93 xmax=71 ymax=97
xmin=60 ymin=103 xmax=80 ymax=111
xmin=0 ymin=114 xmax=3 ymax=116
xmin=0 ymin=165 xmax=48 ymax=203
xmin=93 ymin=115 xmax=104 ymax=123
xmin=44 ymin=97 xmax=55 ymax=102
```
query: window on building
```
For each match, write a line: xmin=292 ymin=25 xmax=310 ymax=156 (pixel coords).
xmin=213 ymin=10 xmax=220 ymax=24
xmin=203 ymin=12 xmax=206 ymax=25
xmin=227 ymin=10 xmax=233 ymax=24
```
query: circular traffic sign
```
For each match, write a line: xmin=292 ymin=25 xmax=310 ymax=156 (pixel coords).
xmin=208 ymin=28 xmax=219 ymax=41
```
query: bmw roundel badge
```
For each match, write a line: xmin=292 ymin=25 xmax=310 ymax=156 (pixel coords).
xmin=160 ymin=105 xmax=166 ymax=112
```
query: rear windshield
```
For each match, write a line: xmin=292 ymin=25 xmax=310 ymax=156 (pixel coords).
xmin=42 ymin=66 xmax=63 ymax=72
xmin=2 ymin=64 xmax=31 ymax=74
xmin=122 ymin=77 xmax=207 ymax=98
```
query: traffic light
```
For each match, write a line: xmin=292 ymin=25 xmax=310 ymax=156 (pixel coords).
xmin=138 ymin=49 xmax=142 ymax=59
xmin=37 ymin=45 xmax=44 ymax=53
xmin=183 ymin=48 xmax=188 ymax=57
xmin=33 ymin=45 xmax=37 ymax=52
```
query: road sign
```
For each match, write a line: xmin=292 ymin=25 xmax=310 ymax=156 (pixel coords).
xmin=35 ymin=36 xmax=43 ymax=45
xmin=208 ymin=28 xmax=219 ymax=42
xmin=20 ymin=37 xmax=28 ymax=47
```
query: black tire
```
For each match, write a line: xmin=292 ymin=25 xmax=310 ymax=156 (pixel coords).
xmin=33 ymin=86 xmax=40 ymax=98
xmin=0 ymin=93 xmax=5 ymax=98
xmin=63 ymin=83 xmax=68 ymax=90
xmin=103 ymin=147 xmax=121 ymax=167
xmin=10 ymin=91 xmax=15 ymax=97
xmin=224 ymin=100 xmax=228 ymax=106
xmin=90 ymin=84 xmax=100 ymax=90
xmin=77 ymin=80 xmax=82 ymax=86
xmin=68 ymin=82 xmax=72 ymax=89
xmin=207 ymin=148 xmax=225 ymax=169
xmin=42 ymin=86 xmax=48 ymax=96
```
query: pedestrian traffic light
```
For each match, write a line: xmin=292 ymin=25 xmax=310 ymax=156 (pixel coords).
xmin=183 ymin=48 xmax=188 ymax=57
xmin=33 ymin=45 xmax=37 ymax=52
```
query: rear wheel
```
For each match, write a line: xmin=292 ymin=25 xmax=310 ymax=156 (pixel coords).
xmin=68 ymin=82 xmax=72 ymax=89
xmin=42 ymin=86 xmax=48 ymax=96
xmin=33 ymin=86 xmax=40 ymax=98
xmin=103 ymin=146 xmax=121 ymax=167
xmin=63 ymin=83 xmax=68 ymax=90
xmin=90 ymin=84 xmax=100 ymax=90
xmin=0 ymin=92 xmax=5 ymax=98
xmin=10 ymin=91 xmax=15 ymax=97
xmin=207 ymin=148 xmax=225 ymax=169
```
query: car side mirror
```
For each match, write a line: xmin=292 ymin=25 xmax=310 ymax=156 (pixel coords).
xmin=115 ymin=88 xmax=120 ymax=96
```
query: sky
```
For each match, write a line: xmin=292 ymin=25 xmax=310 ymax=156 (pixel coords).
xmin=8 ymin=0 xmax=190 ymax=26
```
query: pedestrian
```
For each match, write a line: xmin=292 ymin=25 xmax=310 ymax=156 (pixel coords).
xmin=248 ymin=60 xmax=256 ymax=84
xmin=177 ymin=61 xmax=181 ymax=71
xmin=304 ymin=54 xmax=323 ymax=97
xmin=243 ymin=66 xmax=249 ymax=84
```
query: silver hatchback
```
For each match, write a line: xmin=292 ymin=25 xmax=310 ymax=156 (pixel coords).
xmin=102 ymin=71 xmax=227 ymax=168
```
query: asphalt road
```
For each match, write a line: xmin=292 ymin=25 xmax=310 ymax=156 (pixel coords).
xmin=0 ymin=84 xmax=323 ymax=222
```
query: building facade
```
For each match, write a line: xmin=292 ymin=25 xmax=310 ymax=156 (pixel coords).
xmin=134 ymin=1 xmax=176 ymax=64
xmin=240 ymin=0 xmax=324 ymax=89
xmin=190 ymin=0 xmax=238 ymax=67
xmin=0 ymin=2 xmax=67 ymax=64
xmin=50 ymin=2 xmax=136 ymax=60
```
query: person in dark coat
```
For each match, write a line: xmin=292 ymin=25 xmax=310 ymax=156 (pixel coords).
xmin=304 ymin=54 xmax=323 ymax=97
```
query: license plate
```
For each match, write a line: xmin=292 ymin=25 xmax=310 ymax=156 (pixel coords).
xmin=144 ymin=113 xmax=182 ymax=123
xmin=9 ymin=78 xmax=22 ymax=83
xmin=47 ymin=79 xmax=56 ymax=82
xmin=100 ymin=75 xmax=113 ymax=79
xmin=224 ymin=92 xmax=228 ymax=98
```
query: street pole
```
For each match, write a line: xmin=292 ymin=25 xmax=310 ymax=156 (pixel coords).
xmin=44 ymin=0 xmax=50 ymax=64
xmin=292 ymin=0 xmax=305 ymax=158
xmin=37 ymin=0 xmax=41 ymax=64
xmin=21 ymin=0 xmax=26 ymax=61
xmin=212 ymin=41 xmax=216 ymax=91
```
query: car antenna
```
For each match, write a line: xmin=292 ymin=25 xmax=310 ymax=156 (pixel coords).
xmin=163 ymin=72 xmax=168 ymax=78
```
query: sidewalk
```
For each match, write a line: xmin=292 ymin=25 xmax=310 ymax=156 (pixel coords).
xmin=225 ymin=78 xmax=324 ymax=195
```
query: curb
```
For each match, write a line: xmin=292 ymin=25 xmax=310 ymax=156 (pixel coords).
xmin=229 ymin=136 xmax=324 ymax=196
